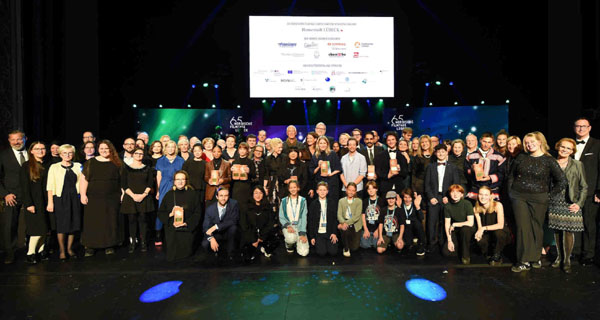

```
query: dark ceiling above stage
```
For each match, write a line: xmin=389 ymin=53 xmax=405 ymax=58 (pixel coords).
xmin=97 ymin=0 xmax=547 ymax=112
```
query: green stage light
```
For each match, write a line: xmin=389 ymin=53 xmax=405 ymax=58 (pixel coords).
xmin=352 ymin=99 xmax=356 ymax=103
xmin=203 ymin=83 xmax=209 ymax=87
xmin=211 ymin=104 xmax=216 ymax=108
xmin=313 ymin=99 xmax=317 ymax=103
xmin=435 ymin=81 xmax=441 ymax=85
xmin=262 ymin=99 xmax=266 ymax=103
xmin=287 ymin=99 xmax=291 ymax=103
xmin=326 ymin=99 xmax=330 ymax=103
xmin=379 ymin=99 xmax=383 ymax=102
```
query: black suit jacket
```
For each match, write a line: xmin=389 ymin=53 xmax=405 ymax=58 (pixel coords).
xmin=0 ymin=148 xmax=24 ymax=199
xmin=578 ymin=136 xmax=600 ymax=197
xmin=203 ymin=199 xmax=240 ymax=241
xmin=375 ymin=150 xmax=409 ymax=194
xmin=424 ymin=161 xmax=462 ymax=201
xmin=359 ymin=146 xmax=384 ymax=166
xmin=307 ymin=197 xmax=339 ymax=240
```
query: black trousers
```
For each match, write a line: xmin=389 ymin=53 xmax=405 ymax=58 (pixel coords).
xmin=574 ymin=197 xmax=599 ymax=259
xmin=477 ymin=228 xmax=510 ymax=256
xmin=202 ymin=225 xmax=237 ymax=255
xmin=403 ymin=219 xmax=426 ymax=246
xmin=511 ymin=190 xmax=548 ymax=263
xmin=2 ymin=202 xmax=23 ymax=253
xmin=240 ymin=229 xmax=280 ymax=256
xmin=314 ymin=233 xmax=338 ymax=256
xmin=442 ymin=226 xmax=475 ymax=259
xmin=427 ymin=197 xmax=445 ymax=246
xmin=340 ymin=225 xmax=361 ymax=251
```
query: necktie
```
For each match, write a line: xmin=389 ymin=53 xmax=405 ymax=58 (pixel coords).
xmin=369 ymin=149 xmax=374 ymax=163
xmin=437 ymin=162 xmax=446 ymax=166
xmin=576 ymin=140 xmax=585 ymax=145
xmin=219 ymin=207 xmax=225 ymax=221
xmin=19 ymin=151 xmax=25 ymax=166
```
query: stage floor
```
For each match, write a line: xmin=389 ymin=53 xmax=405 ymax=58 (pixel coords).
xmin=1 ymin=245 xmax=599 ymax=319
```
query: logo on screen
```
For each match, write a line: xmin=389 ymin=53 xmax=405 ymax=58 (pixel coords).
xmin=304 ymin=42 xmax=318 ymax=49
xmin=288 ymin=70 xmax=293 ymax=74
xmin=314 ymin=51 xmax=320 ymax=59
xmin=328 ymin=53 xmax=346 ymax=57
xmin=329 ymin=86 xmax=336 ymax=93
xmin=278 ymin=42 xmax=297 ymax=48
xmin=353 ymin=52 xmax=359 ymax=58
xmin=230 ymin=116 xmax=253 ymax=132
xmin=325 ymin=77 xmax=330 ymax=82
xmin=389 ymin=115 xmax=415 ymax=131
xmin=354 ymin=42 xmax=361 ymax=48
xmin=328 ymin=42 xmax=346 ymax=46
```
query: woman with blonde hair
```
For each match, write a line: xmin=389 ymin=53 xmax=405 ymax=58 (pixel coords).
xmin=411 ymin=135 xmax=434 ymax=195
xmin=265 ymin=138 xmax=286 ymax=206
xmin=154 ymin=140 xmax=184 ymax=245
xmin=310 ymin=136 xmax=342 ymax=201
xmin=474 ymin=186 xmax=511 ymax=265
xmin=548 ymin=138 xmax=587 ymax=273
xmin=201 ymin=137 xmax=215 ymax=162
xmin=508 ymin=132 xmax=566 ymax=272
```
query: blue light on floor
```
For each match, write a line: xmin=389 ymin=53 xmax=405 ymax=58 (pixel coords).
xmin=139 ymin=281 xmax=183 ymax=303
xmin=405 ymin=278 xmax=447 ymax=301
xmin=261 ymin=294 xmax=280 ymax=306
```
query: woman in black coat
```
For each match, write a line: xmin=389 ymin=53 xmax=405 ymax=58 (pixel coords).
xmin=240 ymin=186 xmax=279 ymax=261
xmin=280 ymin=147 xmax=309 ymax=198
xmin=20 ymin=142 xmax=51 ymax=263
xmin=182 ymin=143 xmax=206 ymax=203
xmin=231 ymin=143 xmax=256 ymax=216
xmin=157 ymin=171 xmax=203 ymax=261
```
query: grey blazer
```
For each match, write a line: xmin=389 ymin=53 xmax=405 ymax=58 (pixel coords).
xmin=563 ymin=158 xmax=588 ymax=208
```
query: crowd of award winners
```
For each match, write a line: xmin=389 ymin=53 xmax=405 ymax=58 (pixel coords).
xmin=1 ymin=118 xmax=599 ymax=273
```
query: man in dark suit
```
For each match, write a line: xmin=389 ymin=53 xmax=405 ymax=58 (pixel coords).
xmin=375 ymin=132 xmax=408 ymax=196
xmin=572 ymin=117 xmax=600 ymax=266
xmin=0 ymin=130 xmax=28 ymax=264
xmin=202 ymin=187 xmax=239 ymax=258
xmin=360 ymin=131 xmax=384 ymax=167
xmin=424 ymin=144 xmax=461 ymax=251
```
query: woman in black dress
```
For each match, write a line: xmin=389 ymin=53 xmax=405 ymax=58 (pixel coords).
xmin=309 ymin=136 xmax=342 ymax=201
xmin=182 ymin=143 xmax=206 ymax=204
xmin=281 ymin=147 xmax=309 ymax=198
xmin=240 ymin=186 xmax=279 ymax=261
xmin=20 ymin=142 xmax=51 ymax=263
xmin=80 ymin=140 xmax=123 ymax=256
xmin=222 ymin=134 xmax=238 ymax=163
xmin=157 ymin=171 xmax=203 ymax=261
xmin=250 ymin=145 xmax=268 ymax=191
xmin=231 ymin=142 xmax=255 ymax=215
xmin=121 ymin=148 xmax=155 ymax=253
xmin=265 ymin=138 xmax=287 ymax=210
xmin=411 ymin=135 xmax=433 ymax=196
xmin=148 ymin=140 xmax=164 ymax=168
xmin=46 ymin=144 xmax=82 ymax=261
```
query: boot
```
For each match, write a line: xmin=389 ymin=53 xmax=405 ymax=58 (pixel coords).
xmin=140 ymin=239 xmax=148 ymax=252
xmin=552 ymin=233 xmax=561 ymax=268
xmin=128 ymin=237 xmax=136 ymax=253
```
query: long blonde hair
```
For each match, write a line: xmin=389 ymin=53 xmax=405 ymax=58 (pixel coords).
xmin=523 ymin=131 xmax=550 ymax=156
xmin=417 ymin=135 xmax=433 ymax=157
xmin=314 ymin=136 xmax=331 ymax=157
xmin=474 ymin=186 xmax=497 ymax=215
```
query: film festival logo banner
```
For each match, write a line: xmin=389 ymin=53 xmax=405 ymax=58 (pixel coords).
xmin=229 ymin=116 xmax=254 ymax=133
xmin=387 ymin=114 xmax=414 ymax=132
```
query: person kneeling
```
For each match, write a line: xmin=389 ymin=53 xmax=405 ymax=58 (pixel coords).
xmin=398 ymin=188 xmax=426 ymax=256
xmin=360 ymin=181 xmax=384 ymax=250
xmin=279 ymin=181 xmax=309 ymax=256
xmin=338 ymin=183 xmax=364 ymax=257
xmin=158 ymin=171 xmax=203 ymax=261
xmin=443 ymin=184 xmax=475 ymax=264
xmin=376 ymin=191 xmax=405 ymax=254
xmin=203 ymin=187 xmax=240 ymax=260
xmin=240 ymin=186 xmax=279 ymax=261
xmin=308 ymin=182 xmax=339 ymax=256
xmin=474 ymin=186 xmax=510 ymax=265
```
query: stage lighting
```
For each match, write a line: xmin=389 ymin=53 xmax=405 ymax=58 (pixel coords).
xmin=425 ymin=82 xmax=430 ymax=87
xmin=132 ymin=104 xmax=137 ymax=108
xmin=159 ymin=104 xmax=163 ymax=108
xmin=214 ymin=84 xmax=219 ymax=88
xmin=429 ymin=102 xmax=433 ymax=106
xmin=454 ymin=101 xmax=458 ymax=105
xmin=435 ymin=81 xmax=441 ymax=86
xmin=187 ymin=104 xmax=191 ymax=108
xmin=272 ymin=100 xmax=276 ymax=104
xmin=405 ymin=103 xmax=410 ymax=107
xmin=182 ymin=125 xmax=187 ymax=129
xmin=471 ymin=126 xmax=477 ymax=132
xmin=203 ymin=83 xmax=209 ymax=87
xmin=262 ymin=99 xmax=266 ymax=103
xmin=449 ymin=81 xmax=454 ymax=86
xmin=366 ymin=99 xmax=370 ymax=103
xmin=203 ymin=113 xmax=208 ymax=118
xmin=161 ymin=120 xmax=166 ymax=124
xmin=313 ymin=99 xmax=317 ymax=103
xmin=505 ymin=99 xmax=510 ymax=104
xmin=237 ymin=105 xmax=241 ymax=109
xmin=287 ymin=99 xmax=292 ymax=103
xmin=352 ymin=99 xmax=357 ymax=103
xmin=212 ymin=104 xmax=216 ymax=108
xmin=405 ymin=279 xmax=447 ymax=302
xmin=337 ymin=100 xmax=340 ymax=103
xmin=191 ymin=84 xmax=196 ymax=88
xmin=326 ymin=99 xmax=331 ymax=103
xmin=379 ymin=99 xmax=383 ymax=102
xmin=139 ymin=281 xmax=183 ymax=303
xmin=480 ymin=100 xmax=485 ymax=105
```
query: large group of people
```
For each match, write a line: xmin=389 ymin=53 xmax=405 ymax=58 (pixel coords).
xmin=1 ymin=118 xmax=599 ymax=273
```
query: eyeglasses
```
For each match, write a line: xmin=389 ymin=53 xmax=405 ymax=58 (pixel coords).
xmin=574 ymin=125 xmax=590 ymax=129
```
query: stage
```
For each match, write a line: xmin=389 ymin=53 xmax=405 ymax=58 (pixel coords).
xmin=1 ymin=246 xmax=599 ymax=319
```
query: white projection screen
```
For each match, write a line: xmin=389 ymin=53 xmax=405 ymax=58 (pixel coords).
xmin=249 ymin=16 xmax=394 ymax=98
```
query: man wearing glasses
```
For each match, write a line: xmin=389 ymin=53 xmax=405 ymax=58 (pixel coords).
xmin=120 ymin=137 xmax=136 ymax=166
xmin=572 ymin=117 xmax=600 ymax=266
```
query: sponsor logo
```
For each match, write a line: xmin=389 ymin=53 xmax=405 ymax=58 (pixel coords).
xmin=281 ymin=53 xmax=304 ymax=57
xmin=327 ymin=42 xmax=346 ymax=46
xmin=312 ymin=87 xmax=323 ymax=91
xmin=355 ymin=41 xmax=373 ymax=48
xmin=388 ymin=114 xmax=415 ymax=131
xmin=314 ymin=51 xmax=320 ymax=59
xmin=304 ymin=42 xmax=318 ymax=49
xmin=288 ymin=70 xmax=293 ymax=74
xmin=278 ymin=42 xmax=297 ymax=48
xmin=345 ymin=77 xmax=350 ymax=82
xmin=230 ymin=116 xmax=253 ymax=132
xmin=328 ymin=52 xmax=346 ymax=57
xmin=354 ymin=42 xmax=361 ymax=48
xmin=362 ymin=79 xmax=368 ymax=84
xmin=329 ymin=86 xmax=336 ymax=93
xmin=294 ymin=87 xmax=307 ymax=91
xmin=325 ymin=77 xmax=331 ymax=82
xmin=353 ymin=52 xmax=359 ymax=58
xmin=281 ymin=79 xmax=296 ymax=82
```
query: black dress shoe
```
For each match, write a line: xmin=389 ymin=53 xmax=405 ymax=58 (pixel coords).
xmin=26 ymin=254 xmax=38 ymax=264
xmin=581 ymin=258 xmax=594 ymax=266
xmin=39 ymin=250 xmax=50 ymax=261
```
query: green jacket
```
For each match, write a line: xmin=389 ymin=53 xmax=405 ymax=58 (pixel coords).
xmin=337 ymin=197 xmax=363 ymax=231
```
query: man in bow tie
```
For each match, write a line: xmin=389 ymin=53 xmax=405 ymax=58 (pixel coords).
xmin=572 ymin=117 xmax=600 ymax=266
xmin=424 ymin=144 xmax=461 ymax=252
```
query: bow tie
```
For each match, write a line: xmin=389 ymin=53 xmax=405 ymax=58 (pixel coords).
xmin=576 ymin=140 xmax=585 ymax=145
xmin=437 ymin=162 xmax=446 ymax=166
xmin=388 ymin=149 xmax=397 ymax=153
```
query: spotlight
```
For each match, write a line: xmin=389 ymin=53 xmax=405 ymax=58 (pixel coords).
xmin=337 ymin=100 xmax=340 ymax=103
xmin=505 ymin=99 xmax=510 ymax=104
xmin=454 ymin=101 xmax=458 ymax=105
xmin=449 ymin=81 xmax=454 ymax=86
xmin=187 ymin=104 xmax=191 ymax=108
xmin=214 ymin=84 xmax=219 ymax=89
xmin=272 ymin=100 xmax=276 ymax=104
xmin=435 ymin=81 xmax=441 ymax=86
xmin=366 ymin=99 xmax=370 ymax=103
xmin=405 ymin=103 xmax=410 ymax=107
xmin=425 ymin=82 xmax=430 ymax=87
xmin=352 ymin=99 xmax=357 ymax=103
xmin=237 ymin=105 xmax=241 ymax=109
xmin=159 ymin=104 xmax=163 ymax=108
xmin=379 ymin=99 xmax=383 ymax=102
xmin=480 ymin=100 xmax=485 ymax=105
xmin=471 ymin=126 xmax=477 ymax=132
xmin=313 ymin=99 xmax=317 ymax=103
xmin=326 ymin=99 xmax=331 ymax=103
xmin=429 ymin=102 xmax=433 ymax=106
xmin=287 ymin=99 xmax=291 ymax=103
xmin=303 ymin=100 xmax=306 ymax=104
xmin=203 ymin=113 xmax=208 ymax=118
xmin=212 ymin=104 xmax=216 ymax=108
xmin=191 ymin=84 xmax=196 ymax=88
xmin=203 ymin=83 xmax=209 ymax=87
xmin=262 ymin=99 xmax=267 ymax=103
xmin=132 ymin=104 xmax=137 ymax=108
